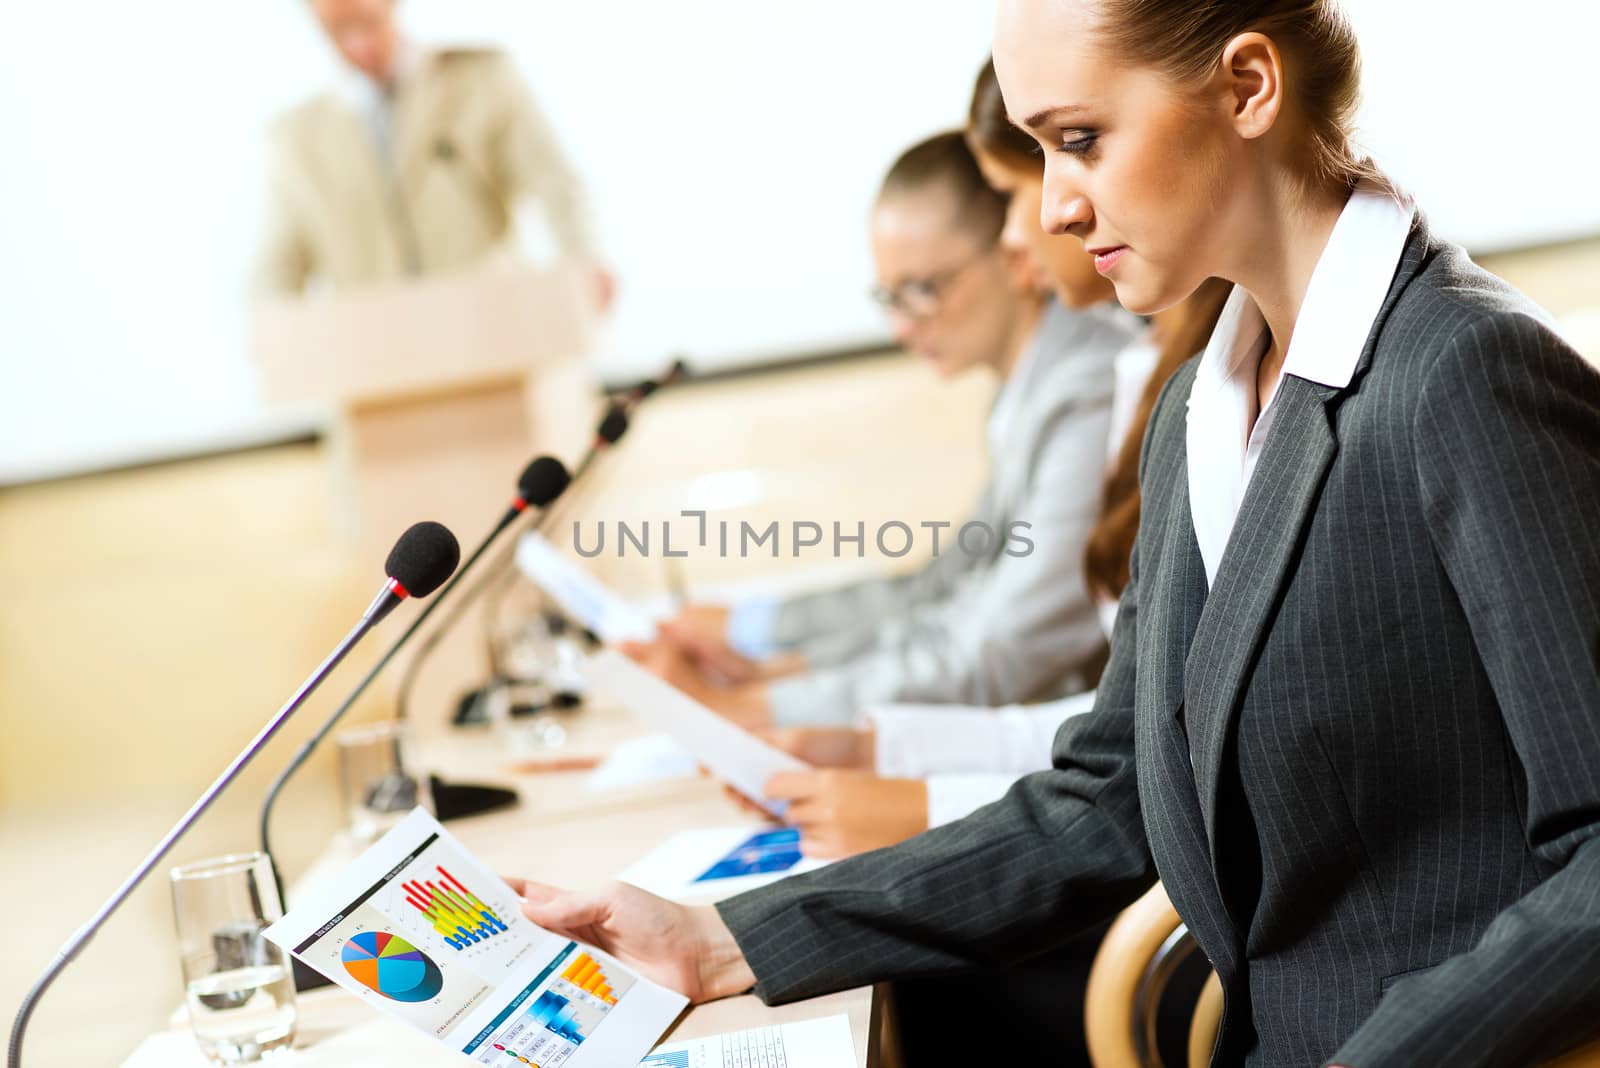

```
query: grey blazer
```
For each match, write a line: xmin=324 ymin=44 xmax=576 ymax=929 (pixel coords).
xmin=764 ymin=301 xmax=1137 ymax=726
xmin=720 ymin=216 xmax=1600 ymax=1066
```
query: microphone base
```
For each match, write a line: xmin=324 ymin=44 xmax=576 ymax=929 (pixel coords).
xmin=291 ymin=956 xmax=334 ymax=992
xmin=429 ymin=774 xmax=519 ymax=821
xmin=451 ymin=682 xmax=500 ymax=727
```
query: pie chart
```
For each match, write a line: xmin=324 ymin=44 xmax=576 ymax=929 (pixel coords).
xmin=341 ymin=931 xmax=444 ymax=1002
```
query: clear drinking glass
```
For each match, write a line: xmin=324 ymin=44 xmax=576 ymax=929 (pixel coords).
xmin=336 ymin=720 xmax=430 ymax=841
xmin=169 ymin=852 xmax=297 ymax=1064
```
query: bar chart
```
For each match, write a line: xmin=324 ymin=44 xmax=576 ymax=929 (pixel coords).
xmin=558 ymin=952 xmax=619 ymax=1006
xmin=402 ymin=865 xmax=511 ymax=950
xmin=528 ymin=990 xmax=587 ymax=1043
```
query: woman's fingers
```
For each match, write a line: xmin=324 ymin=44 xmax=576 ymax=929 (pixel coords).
xmin=519 ymin=884 xmax=609 ymax=934
xmin=762 ymin=770 xmax=818 ymax=800
xmin=512 ymin=879 xmax=561 ymax=905
xmin=719 ymin=784 xmax=778 ymax=821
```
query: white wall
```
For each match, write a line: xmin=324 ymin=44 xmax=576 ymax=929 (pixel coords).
xmin=2 ymin=1 xmax=1596 ymax=482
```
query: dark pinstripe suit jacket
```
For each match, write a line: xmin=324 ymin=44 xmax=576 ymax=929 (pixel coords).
xmin=717 ymin=216 xmax=1600 ymax=1066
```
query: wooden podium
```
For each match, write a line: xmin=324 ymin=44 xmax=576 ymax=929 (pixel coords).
xmin=251 ymin=263 xmax=599 ymax=550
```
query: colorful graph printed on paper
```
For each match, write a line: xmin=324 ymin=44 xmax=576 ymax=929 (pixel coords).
xmin=403 ymin=865 xmax=511 ymax=950
xmin=341 ymin=930 xmax=445 ymax=1002
xmin=466 ymin=944 xmax=639 ymax=1064
xmin=692 ymin=827 xmax=804 ymax=882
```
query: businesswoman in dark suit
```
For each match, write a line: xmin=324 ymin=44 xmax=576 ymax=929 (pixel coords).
xmin=513 ymin=1 xmax=1600 ymax=1063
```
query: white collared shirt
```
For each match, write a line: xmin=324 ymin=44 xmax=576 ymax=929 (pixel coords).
xmin=1186 ymin=183 xmax=1414 ymax=587
xmin=334 ymin=38 xmax=428 ymax=165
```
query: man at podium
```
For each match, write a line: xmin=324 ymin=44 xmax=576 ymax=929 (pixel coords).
xmin=254 ymin=0 xmax=612 ymax=307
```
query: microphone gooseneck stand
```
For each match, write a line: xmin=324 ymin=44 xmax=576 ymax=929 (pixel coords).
xmin=258 ymin=462 xmax=569 ymax=898
xmin=7 ymin=572 xmax=444 ymax=1068
xmin=8 ymin=521 xmax=460 ymax=1068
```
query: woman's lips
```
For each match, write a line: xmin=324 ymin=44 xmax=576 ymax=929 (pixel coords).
xmin=1091 ymin=246 xmax=1128 ymax=274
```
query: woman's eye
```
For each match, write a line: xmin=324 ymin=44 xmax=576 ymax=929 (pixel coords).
xmin=1058 ymin=132 xmax=1098 ymax=156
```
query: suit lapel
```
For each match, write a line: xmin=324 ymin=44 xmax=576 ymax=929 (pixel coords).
xmin=1149 ymin=467 xmax=1209 ymax=722
xmin=1183 ymin=379 xmax=1339 ymax=855
xmin=1180 ymin=211 xmax=1437 ymax=863
xmin=1134 ymin=399 xmax=1244 ymax=975
xmin=395 ymin=58 xmax=474 ymax=195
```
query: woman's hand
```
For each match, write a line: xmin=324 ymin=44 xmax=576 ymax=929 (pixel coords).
xmin=620 ymin=639 xmax=773 ymax=730
xmin=657 ymin=606 xmax=758 ymax=685
xmin=763 ymin=771 xmax=929 ymax=858
xmin=763 ymin=726 xmax=876 ymax=769
xmin=510 ymin=879 xmax=756 ymax=1004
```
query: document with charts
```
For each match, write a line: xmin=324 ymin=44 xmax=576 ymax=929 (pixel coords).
xmin=264 ymin=810 xmax=686 ymax=1066
xmin=641 ymin=1014 xmax=857 ymax=1067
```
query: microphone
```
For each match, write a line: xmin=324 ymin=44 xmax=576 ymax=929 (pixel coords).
xmin=367 ymin=521 xmax=462 ymax=625
xmin=470 ymin=361 xmax=688 ymax=669
xmin=406 ymin=357 xmax=689 ymax=734
xmin=614 ymin=356 xmax=690 ymax=405
xmin=563 ymin=399 xmax=630 ymax=485
xmin=407 ymin=400 xmax=635 ymax=735
xmin=258 ymin=457 xmax=572 ymax=889
xmin=6 ymin=522 xmax=459 ymax=1068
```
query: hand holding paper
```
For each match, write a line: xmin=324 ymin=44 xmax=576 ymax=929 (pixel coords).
xmin=513 ymin=879 xmax=757 ymax=1004
xmin=263 ymin=811 xmax=686 ymax=1066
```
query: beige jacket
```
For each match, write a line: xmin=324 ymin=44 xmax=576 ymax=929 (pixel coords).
xmin=255 ymin=48 xmax=595 ymax=295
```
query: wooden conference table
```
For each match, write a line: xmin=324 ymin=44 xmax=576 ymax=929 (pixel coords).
xmin=118 ymin=700 xmax=883 ymax=1067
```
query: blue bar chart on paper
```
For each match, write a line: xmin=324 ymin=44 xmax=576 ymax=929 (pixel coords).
xmin=469 ymin=947 xmax=638 ymax=1065
xmin=529 ymin=991 xmax=586 ymax=1043
xmin=641 ymin=1052 xmax=690 ymax=1067
xmin=693 ymin=827 xmax=805 ymax=883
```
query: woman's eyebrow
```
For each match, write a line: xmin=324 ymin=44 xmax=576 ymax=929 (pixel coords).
xmin=1019 ymin=103 xmax=1093 ymax=130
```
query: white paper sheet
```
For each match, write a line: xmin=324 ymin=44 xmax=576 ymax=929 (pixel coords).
xmin=515 ymin=531 xmax=659 ymax=643
xmin=642 ymin=1014 xmax=856 ymax=1068
xmin=577 ymin=650 xmax=809 ymax=817
xmin=617 ymin=825 xmax=827 ymax=901
xmin=584 ymin=733 xmax=701 ymax=793
xmin=263 ymin=810 xmax=686 ymax=1066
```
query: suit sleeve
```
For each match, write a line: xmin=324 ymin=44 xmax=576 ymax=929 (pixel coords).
xmin=1330 ymin=314 xmax=1600 ymax=1067
xmin=718 ymin=584 xmax=1151 ymax=1000
xmin=251 ymin=128 xmax=312 ymax=296
xmin=487 ymin=55 xmax=597 ymax=262
xmin=764 ymin=394 xmax=1111 ymax=725
xmin=713 ymin=375 xmax=1182 ymax=1001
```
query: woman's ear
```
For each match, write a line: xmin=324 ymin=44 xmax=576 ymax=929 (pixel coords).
xmin=1218 ymin=31 xmax=1286 ymax=141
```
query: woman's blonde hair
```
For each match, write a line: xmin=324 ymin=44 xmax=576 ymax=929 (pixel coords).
xmin=1094 ymin=0 xmax=1386 ymax=192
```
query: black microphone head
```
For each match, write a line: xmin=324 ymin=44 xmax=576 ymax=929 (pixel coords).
xmin=385 ymin=521 xmax=460 ymax=598
xmin=517 ymin=456 xmax=571 ymax=507
xmin=597 ymin=404 xmax=629 ymax=444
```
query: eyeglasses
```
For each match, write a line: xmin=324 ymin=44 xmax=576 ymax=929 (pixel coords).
xmin=869 ymin=247 xmax=992 ymax=320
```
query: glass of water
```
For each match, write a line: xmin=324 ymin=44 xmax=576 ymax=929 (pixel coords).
xmin=169 ymin=852 xmax=297 ymax=1063
xmin=336 ymin=719 xmax=431 ymax=841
